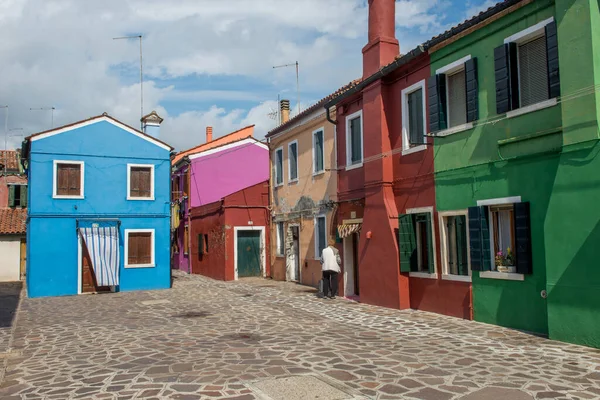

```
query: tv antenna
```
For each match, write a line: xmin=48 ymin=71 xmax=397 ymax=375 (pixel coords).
xmin=113 ymin=35 xmax=143 ymax=129
xmin=273 ymin=61 xmax=300 ymax=115
xmin=30 ymin=107 xmax=56 ymax=129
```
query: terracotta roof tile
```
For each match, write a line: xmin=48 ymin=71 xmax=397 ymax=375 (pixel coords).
xmin=0 ymin=151 xmax=21 ymax=172
xmin=0 ymin=208 xmax=27 ymax=235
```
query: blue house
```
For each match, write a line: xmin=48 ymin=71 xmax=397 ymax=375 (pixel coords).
xmin=22 ymin=112 xmax=173 ymax=297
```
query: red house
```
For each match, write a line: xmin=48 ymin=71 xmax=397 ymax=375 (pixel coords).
xmin=325 ymin=0 xmax=471 ymax=319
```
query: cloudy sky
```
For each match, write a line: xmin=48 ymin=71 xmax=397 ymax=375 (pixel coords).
xmin=0 ymin=0 xmax=496 ymax=151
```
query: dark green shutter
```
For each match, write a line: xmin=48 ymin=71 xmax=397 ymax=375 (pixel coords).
xmin=514 ymin=202 xmax=532 ymax=274
xmin=494 ymin=43 xmax=519 ymax=114
xmin=468 ymin=206 xmax=490 ymax=271
xmin=428 ymin=75 xmax=447 ymax=133
xmin=545 ymin=21 xmax=560 ymax=99
xmin=315 ymin=131 xmax=324 ymax=172
xmin=408 ymin=89 xmax=425 ymax=144
xmin=198 ymin=234 xmax=204 ymax=255
xmin=465 ymin=58 xmax=478 ymax=123
xmin=20 ymin=185 xmax=27 ymax=208
xmin=399 ymin=214 xmax=416 ymax=273
xmin=455 ymin=215 xmax=468 ymax=276
xmin=425 ymin=212 xmax=435 ymax=274
xmin=481 ymin=206 xmax=492 ymax=270
xmin=8 ymin=185 xmax=15 ymax=207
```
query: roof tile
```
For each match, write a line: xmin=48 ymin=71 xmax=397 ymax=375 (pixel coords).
xmin=0 ymin=208 xmax=27 ymax=235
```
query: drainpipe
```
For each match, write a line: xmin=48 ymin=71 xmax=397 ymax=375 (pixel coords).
xmin=267 ymin=138 xmax=274 ymax=279
xmin=326 ymin=106 xmax=336 ymax=125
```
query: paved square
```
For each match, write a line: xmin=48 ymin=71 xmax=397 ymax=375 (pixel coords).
xmin=1 ymin=272 xmax=600 ymax=399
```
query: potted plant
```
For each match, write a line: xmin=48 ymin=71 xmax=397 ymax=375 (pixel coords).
xmin=495 ymin=248 xmax=516 ymax=273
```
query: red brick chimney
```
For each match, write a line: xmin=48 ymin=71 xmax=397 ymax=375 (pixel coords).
xmin=206 ymin=126 xmax=213 ymax=143
xmin=362 ymin=0 xmax=399 ymax=79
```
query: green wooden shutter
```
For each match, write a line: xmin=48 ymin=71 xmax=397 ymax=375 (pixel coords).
xmin=425 ymin=212 xmax=435 ymax=274
xmin=198 ymin=233 xmax=204 ymax=255
xmin=494 ymin=43 xmax=519 ymax=113
xmin=465 ymin=58 xmax=478 ymax=123
xmin=20 ymin=185 xmax=27 ymax=208
xmin=428 ymin=76 xmax=441 ymax=133
xmin=455 ymin=215 xmax=468 ymax=276
xmin=514 ymin=202 xmax=532 ymax=274
xmin=468 ymin=206 xmax=485 ymax=271
xmin=399 ymin=214 xmax=416 ymax=273
xmin=545 ymin=21 xmax=560 ymax=99
xmin=8 ymin=185 xmax=15 ymax=207
xmin=480 ymin=206 xmax=491 ymax=271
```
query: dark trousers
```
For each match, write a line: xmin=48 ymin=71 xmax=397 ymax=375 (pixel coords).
xmin=322 ymin=270 xmax=339 ymax=297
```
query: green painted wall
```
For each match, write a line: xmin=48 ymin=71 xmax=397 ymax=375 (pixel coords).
xmin=432 ymin=0 xmax=600 ymax=345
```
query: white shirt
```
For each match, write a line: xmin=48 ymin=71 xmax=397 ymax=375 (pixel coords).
xmin=320 ymin=246 xmax=341 ymax=273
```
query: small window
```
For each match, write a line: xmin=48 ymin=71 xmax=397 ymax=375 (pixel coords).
xmin=276 ymin=222 xmax=285 ymax=256
xmin=407 ymin=89 xmax=425 ymax=146
xmin=399 ymin=211 xmax=435 ymax=274
xmin=315 ymin=215 xmax=327 ymax=259
xmin=8 ymin=184 xmax=27 ymax=208
xmin=345 ymin=111 xmax=363 ymax=167
xmin=54 ymin=161 xmax=83 ymax=198
xmin=172 ymin=176 xmax=180 ymax=198
xmin=447 ymin=69 xmax=467 ymax=128
xmin=126 ymin=230 xmax=154 ymax=267
xmin=274 ymin=148 xmax=283 ymax=186
xmin=442 ymin=214 xmax=469 ymax=276
xmin=313 ymin=129 xmax=324 ymax=174
xmin=184 ymin=225 xmax=189 ymax=255
xmin=288 ymin=141 xmax=298 ymax=182
xmin=128 ymin=164 xmax=154 ymax=200
xmin=490 ymin=205 xmax=516 ymax=271
xmin=518 ymin=36 xmax=549 ymax=107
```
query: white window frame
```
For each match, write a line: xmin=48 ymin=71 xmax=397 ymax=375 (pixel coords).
xmin=401 ymin=80 xmax=428 ymax=156
xmin=124 ymin=229 xmax=156 ymax=268
xmin=312 ymin=127 xmax=325 ymax=176
xmin=314 ymin=214 xmax=327 ymax=259
xmin=287 ymin=140 xmax=299 ymax=184
xmin=53 ymin=160 xmax=85 ymax=199
xmin=274 ymin=147 xmax=284 ymax=187
xmin=276 ymin=221 xmax=285 ymax=257
xmin=405 ymin=206 xmax=438 ymax=279
xmin=504 ymin=17 xmax=558 ymax=119
xmin=477 ymin=196 xmax=525 ymax=281
xmin=127 ymin=163 xmax=155 ymax=201
xmin=345 ymin=110 xmax=363 ymax=170
xmin=435 ymin=55 xmax=475 ymax=136
xmin=438 ymin=210 xmax=472 ymax=283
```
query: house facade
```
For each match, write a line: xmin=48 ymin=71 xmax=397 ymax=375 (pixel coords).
xmin=23 ymin=112 xmax=173 ymax=298
xmin=0 ymin=150 xmax=27 ymax=282
xmin=266 ymin=98 xmax=339 ymax=287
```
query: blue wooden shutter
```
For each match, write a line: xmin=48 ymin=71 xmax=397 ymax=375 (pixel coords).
xmin=545 ymin=21 xmax=560 ymax=99
xmin=465 ymin=58 xmax=478 ymax=123
xmin=469 ymin=206 xmax=490 ymax=271
xmin=425 ymin=212 xmax=435 ymax=274
xmin=399 ymin=214 xmax=416 ymax=273
xmin=455 ymin=215 xmax=468 ymax=276
xmin=514 ymin=202 xmax=532 ymax=274
xmin=8 ymin=185 xmax=15 ymax=207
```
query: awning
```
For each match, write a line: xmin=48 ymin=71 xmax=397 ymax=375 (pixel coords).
xmin=337 ymin=223 xmax=362 ymax=239
xmin=78 ymin=221 xmax=120 ymax=287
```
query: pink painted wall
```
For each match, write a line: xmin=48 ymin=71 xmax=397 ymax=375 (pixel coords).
xmin=190 ymin=141 xmax=269 ymax=207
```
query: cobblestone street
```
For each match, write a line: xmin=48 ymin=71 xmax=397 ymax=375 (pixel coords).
xmin=1 ymin=273 xmax=600 ymax=399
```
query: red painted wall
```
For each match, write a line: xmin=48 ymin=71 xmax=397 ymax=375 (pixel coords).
xmin=0 ymin=176 xmax=26 ymax=207
xmin=190 ymin=203 xmax=227 ymax=280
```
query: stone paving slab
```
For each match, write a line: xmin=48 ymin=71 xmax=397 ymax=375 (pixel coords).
xmin=0 ymin=272 xmax=600 ymax=399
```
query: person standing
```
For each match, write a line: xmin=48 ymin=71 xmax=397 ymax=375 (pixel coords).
xmin=321 ymin=238 xmax=341 ymax=299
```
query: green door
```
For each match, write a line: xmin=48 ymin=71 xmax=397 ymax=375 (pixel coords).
xmin=237 ymin=230 xmax=262 ymax=277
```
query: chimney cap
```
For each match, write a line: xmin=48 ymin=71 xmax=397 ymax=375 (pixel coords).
xmin=280 ymin=99 xmax=290 ymax=110
xmin=141 ymin=110 xmax=164 ymax=124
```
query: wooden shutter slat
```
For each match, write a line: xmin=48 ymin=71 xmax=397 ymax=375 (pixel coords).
xmin=465 ymin=58 xmax=479 ymax=123
xmin=514 ymin=202 xmax=532 ymax=274
xmin=469 ymin=207 xmax=484 ymax=271
xmin=130 ymin=168 xmax=140 ymax=197
xmin=399 ymin=214 xmax=416 ymax=273
xmin=128 ymin=234 xmax=138 ymax=265
xmin=545 ymin=21 xmax=560 ymax=99
xmin=494 ymin=44 xmax=512 ymax=114
xmin=140 ymin=233 xmax=151 ymax=264
xmin=427 ymin=75 xmax=440 ymax=133
xmin=20 ymin=185 xmax=27 ymax=208
xmin=519 ymin=36 xmax=549 ymax=107
xmin=57 ymin=164 xmax=68 ymax=195
xmin=140 ymin=169 xmax=151 ymax=197
xmin=69 ymin=165 xmax=81 ymax=196
xmin=8 ymin=185 xmax=15 ymax=207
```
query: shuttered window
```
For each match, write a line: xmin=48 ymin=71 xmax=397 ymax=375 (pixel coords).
xmin=313 ymin=129 xmax=324 ymax=173
xmin=316 ymin=216 xmax=327 ymax=258
xmin=408 ymin=89 xmax=425 ymax=145
xmin=518 ymin=36 xmax=549 ymax=107
xmin=127 ymin=232 xmax=153 ymax=265
xmin=398 ymin=212 xmax=435 ymax=274
xmin=129 ymin=166 xmax=153 ymax=199
xmin=349 ymin=116 xmax=362 ymax=164
xmin=444 ymin=215 xmax=469 ymax=276
xmin=447 ymin=70 xmax=467 ymax=128
xmin=288 ymin=141 xmax=298 ymax=181
xmin=56 ymin=163 xmax=82 ymax=197
xmin=276 ymin=222 xmax=285 ymax=256
xmin=275 ymin=148 xmax=283 ymax=185
xmin=183 ymin=169 xmax=189 ymax=196
xmin=8 ymin=185 xmax=27 ymax=208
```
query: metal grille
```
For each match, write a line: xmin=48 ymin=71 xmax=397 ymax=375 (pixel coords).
xmin=519 ymin=36 xmax=549 ymax=107
xmin=448 ymin=70 xmax=467 ymax=127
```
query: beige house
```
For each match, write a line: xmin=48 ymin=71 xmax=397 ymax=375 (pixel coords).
xmin=266 ymin=99 xmax=338 ymax=286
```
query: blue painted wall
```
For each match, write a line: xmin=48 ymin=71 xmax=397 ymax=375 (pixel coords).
xmin=27 ymin=119 xmax=172 ymax=298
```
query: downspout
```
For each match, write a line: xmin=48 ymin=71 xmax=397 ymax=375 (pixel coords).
xmin=326 ymin=106 xmax=336 ymax=125
xmin=267 ymin=137 xmax=274 ymax=279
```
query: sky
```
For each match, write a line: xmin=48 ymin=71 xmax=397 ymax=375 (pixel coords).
xmin=0 ymin=0 xmax=497 ymax=151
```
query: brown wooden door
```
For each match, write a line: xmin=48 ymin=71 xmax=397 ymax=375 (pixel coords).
xmin=19 ymin=239 xmax=26 ymax=281
xmin=81 ymin=240 xmax=110 ymax=293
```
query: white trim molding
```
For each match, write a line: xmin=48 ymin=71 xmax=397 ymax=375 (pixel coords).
xmin=233 ymin=226 xmax=266 ymax=280
xmin=124 ymin=229 xmax=156 ymax=269
xmin=442 ymin=274 xmax=472 ymax=283
xmin=274 ymin=146 xmax=284 ymax=187
xmin=52 ymin=160 xmax=85 ymax=199
xmin=312 ymin=127 xmax=325 ymax=175
xmin=436 ymin=122 xmax=474 ymax=137
xmin=438 ymin=209 xmax=472 ymax=281
xmin=401 ymin=79 xmax=428 ymax=156
xmin=405 ymin=206 xmax=438 ymax=276
xmin=409 ymin=272 xmax=438 ymax=280
xmin=477 ymin=196 xmax=522 ymax=207
xmin=287 ymin=139 xmax=299 ymax=184
xmin=188 ymin=138 xmax=269 ymax=160
xmin=435 ymin=55 xmax=472 ymax=75
xmin=480 ymin=271 xmax=525 ymax=281
xmin=506 ymin=98 xmax=557 ymax=119
xmin=314 ymin=214 xmax=327 ymax=259
xmin=504 ymin=17 xmax=554 ymax=44
xmin=127 ymin=163 xmax=155 ymax=201
xmin=345 ymin=110 xmax=364 ymax=170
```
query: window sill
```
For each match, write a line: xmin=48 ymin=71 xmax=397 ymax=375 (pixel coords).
xmin=436 ymin=123 xmax=474 ymax=137
xmin=479 ymin=271 xmax=524 ymax=281
xmin=274 ymin=183 xmax=284 ymax=189
xmin=442 ymin=274 xmax=472 ymax=283
xmin=128 ymin=196 xmax=155 ymax=201
xmin=409 ymin=271 xmax=438 ymax=279
xmin=345 ymin=162 xmax=363 ymax=171
xmin=506 ymin=98 xmax=557 ymax=119
xmin=402 ymin=145 xmax=427 ymax=156
xmin=125 ymin=264 xmax=156 ymax=269
xmin=53 ymin=195 xmax=84 ymax=199
xmin=312 ymin=170 xmax=325 ymax=177
xmin=288 ymin=179 xmax=299 ymax=185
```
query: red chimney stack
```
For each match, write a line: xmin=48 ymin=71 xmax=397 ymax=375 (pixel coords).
xmin=206 ymin=126 xmax=213 ymax=143
xmin=362 ymin=0 xmax=399 ymax=79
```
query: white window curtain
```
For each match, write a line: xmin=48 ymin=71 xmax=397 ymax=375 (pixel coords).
xmin=79 ymin=226 xmax=120 ymax=286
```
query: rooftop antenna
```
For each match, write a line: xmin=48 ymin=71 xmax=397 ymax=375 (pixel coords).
xmin=0 ymin=106 xmax=7 ymax=176
xmin=30 ymin=107 xmax=55 ymax=128
xmin=113 ymin=35 xmax=143 ymax=129
xmin=273 ymin=61 xmax=300 ymax=115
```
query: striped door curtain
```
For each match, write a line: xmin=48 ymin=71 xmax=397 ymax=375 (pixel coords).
xmin=79 ymin=225 xmax=120 ymax=286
